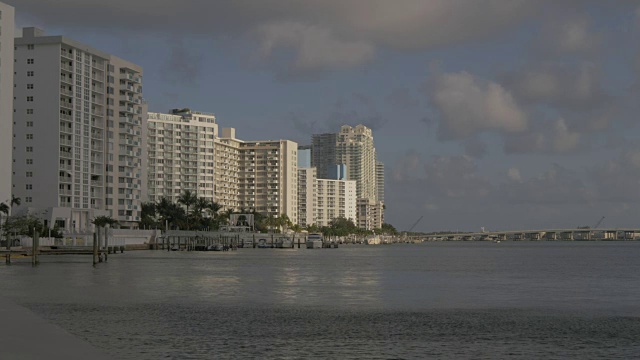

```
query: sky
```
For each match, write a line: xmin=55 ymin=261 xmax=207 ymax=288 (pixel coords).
xmin=8 ymin=0 xmax=640 ymax=232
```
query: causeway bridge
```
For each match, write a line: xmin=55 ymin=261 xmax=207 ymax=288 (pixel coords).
xmin=423 ymin=228 xmax=640 ymax=241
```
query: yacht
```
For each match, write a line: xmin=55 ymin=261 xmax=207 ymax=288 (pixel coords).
xmin=306 ymin=233 xmax=323 ymax=249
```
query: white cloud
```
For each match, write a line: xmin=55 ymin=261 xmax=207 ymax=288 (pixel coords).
xmin=536 ymin=14 xmax=601 ymax=54
xmin=427 ymin=71 xmax=528 ymax=139
xmin=258 ymin=22 xmax=375 ymax=73
xmin=507 ymin=167 xmax=522 ymax=182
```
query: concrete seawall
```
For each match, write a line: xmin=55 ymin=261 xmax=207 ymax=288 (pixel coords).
xmin=0 ymin=297 xmax=112 ymax=360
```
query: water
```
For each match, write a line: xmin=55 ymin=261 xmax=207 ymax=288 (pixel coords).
xmin=2 ymin=242 xmax=640 ymax=359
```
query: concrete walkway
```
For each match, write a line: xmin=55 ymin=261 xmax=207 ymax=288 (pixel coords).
xmin=0 ymin=297 xmax=113 ymax=360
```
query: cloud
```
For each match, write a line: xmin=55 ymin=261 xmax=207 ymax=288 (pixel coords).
xmin=500 ymin=62 xmax=609 ymax=111
xmin=426 ymin=71 xmax=528 ymax=140
xmin=500 ymin=163 xmax=594 ymax=205
xmin=10 ymin=0 xmax=539 ymax=77
xmin=463 ymin=139 xmax=488 ymax=159
xmin=257 ymin=22 xmax=375 ymax=74
xmin=535 ymin=14 xmax=601 ymax=55
xmin=503 ymin=118 xmax=581 ymax=154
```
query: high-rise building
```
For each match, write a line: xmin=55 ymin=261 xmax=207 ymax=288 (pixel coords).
xmin=239 ymin=140 xmax=298 ymax=221
xmin=376 ymin=161 xmax=385 ymax=203
xmin=13 ymin=27 xmax=145 ymax=231
xmin=336 ymin=125 xmax=377 ymax=202
xmin=316 ymin=178 xmax=356 ymax=227
xmin=215 ymin=128 xmax=241 ymax=211
xmin=297 ymin=167 xmax=316 ymax=227
xmin=0 ymin=2 xmax=14 ymax=210
xmin=147 ymin=109 xmax=218 ymax=204
xmin=311 ymin=132 xmax=337 ymax=179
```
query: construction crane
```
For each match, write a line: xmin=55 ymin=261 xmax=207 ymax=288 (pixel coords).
xmin=408 ymin=216 xmax=424 ymax=233
xmin=593 ymin=216 xmax=605 ymax=229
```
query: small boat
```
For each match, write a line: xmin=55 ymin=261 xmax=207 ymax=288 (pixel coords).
xmin=170 ymin=245 xmax=180 ymax=251
xmin=207 ymin=244 xmax=224 ymax=251
xmin=365 ymin=235 xmax=381 ymax=245
xmin=276 ymin=237 xmax=293 ymax=248
xmin=306 ymin=233 xmax=323 ymax=249
xmin=257 ymin=238 xmax=271 ymax=248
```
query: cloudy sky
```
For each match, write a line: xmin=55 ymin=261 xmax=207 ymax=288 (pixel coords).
xmin=9 ymin=0 xmax=640 ymax=232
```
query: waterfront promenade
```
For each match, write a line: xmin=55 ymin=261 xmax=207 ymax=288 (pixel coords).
xmin=0 ymin=297 xmax=112 ymax=360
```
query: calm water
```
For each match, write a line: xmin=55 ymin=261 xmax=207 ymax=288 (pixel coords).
xmin=2 ymin=242 xmax=640 ymax=359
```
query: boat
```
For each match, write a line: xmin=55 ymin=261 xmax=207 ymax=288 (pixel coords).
xmin=365 ymin=235 xmax=381 ymax=245
xmin=276 ymin=237 xmax=293 ymax=249
xmin=257 ymin=238 xmax=271 ymax=248
xmin=306 ymin=233 xmax=323 ymax=249
xmin=206 ymin=244 xmax=224 ymax=251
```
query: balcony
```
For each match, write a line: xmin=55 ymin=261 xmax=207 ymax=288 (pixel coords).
xmin=120 ymin=105 xmax=135 ymax=114
xmin=60 ymin=101 xmax=73 ymax=109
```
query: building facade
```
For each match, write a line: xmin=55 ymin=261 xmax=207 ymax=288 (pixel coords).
xmin=238 ymin=140 xmax=298 ymax=221
xmin=311 ymin=133 xmax=337 ymax=179
xmin=357 ymin=198 xmax=384 ymax=231
xmin=0 ymin=2 xmax=13 ymax=209
xmin=147 ymin=109 xmax=218 ymax=204
xmin=298 ymin=144 xmax=312 ymax=168
xmin=214 ymin=128 xmax=241 ymax=211
xmin=13 ymin=27 xmax=145 ymax=231
xmin=316 ymin=178 xmax=356 ymax=227
xmin=376 ymin=161 xmax=385 ymax=203
xmin=297 ymin=167 xmax=316 ymax=227
xmin=336 ymin=125 xmax=377 ymax=202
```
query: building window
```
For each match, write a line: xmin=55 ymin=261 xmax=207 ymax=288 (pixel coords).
xmin=27 ymin=84 xmax=33 ymax=89
xmin=26 ymin=197 xmax=32 ymax=203
xmin=26 ymin=121 xmax=33 ymax=127
xmin=26 ymin=96 xmax=33 ymax=102
xmin=27 ymin=44 xmax=34 ymax=50
xmin=27 ymin=71 xmax=34 ymax=77
xmin=26 ymin=172 xmax=33 ymax=177
xmin=27 ymin=59 xmax=34 ymax=64
xmin=26 ymin=184 xmax=32 ymax=190
xmin=26 ymin=159 xmax=33 ymax=165
xmin=26 ymin=109 xmax=33 ymax=114
xmin=26 ymin=146 xmax=33 ymax=152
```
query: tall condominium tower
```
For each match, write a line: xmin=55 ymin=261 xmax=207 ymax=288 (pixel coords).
xmin=311 ymin=133 xmax=337 ymax=179
xmin=336 ymin=125 xmax=377 ymax=202
xmin=238 ymin=140 xmax=298 ymax=221
xmin=315 ymin=178 xmax=356 ymax=227
xmin=0 ymin=2 xmax=14 ymax=210
xmin=147 ymin=109 xmax=218 ymax=204
xmin=13 ymin=28 xmax=145 ymax=231
xmin=297 ymin=167 xmax=316 ymax=227
xmin=376 ymin=161 xmax=385 ymax=203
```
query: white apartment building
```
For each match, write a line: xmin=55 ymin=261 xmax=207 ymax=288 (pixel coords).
xmin=13 ymin=27 xmax=145 ymax=231
xmin=215 ymin=128 xmax=241 ymax=210
xmin=336 ymin=125 xmax=378 ymax=202
xmin=0 ymin=2 xmax=14 ymax=209
xmin=316 ymin=178 xmax=356 ymax=227
xmin=147 ymin=109 xmax=219 ymax=204
xmin=297 ymin=167 xmax=316 ymax=227
xmin=239 ymin=140 xmax=298 ymax=221
xmin=376 ymin=161 xmax=385 ymax=203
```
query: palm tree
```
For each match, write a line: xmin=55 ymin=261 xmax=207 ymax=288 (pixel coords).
xmin=10 ymin=195 xmax=21 ymax=209
xmin=177 ymin=190 xmax=198 ymax=229
xmin=177 ymin=190 xmax=198 ymax=214
xmin=277 ymin=214 xmax=292 ymax=234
